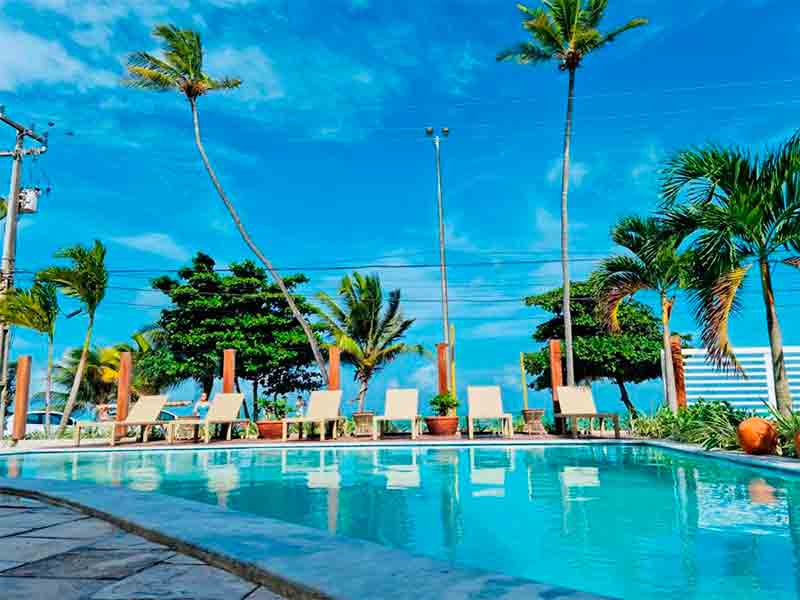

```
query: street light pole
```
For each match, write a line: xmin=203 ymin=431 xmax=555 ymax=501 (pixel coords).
xmin=426 ymin=127 xmax=451 ymax=370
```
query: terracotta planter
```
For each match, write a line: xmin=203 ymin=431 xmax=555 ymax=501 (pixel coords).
xmin=795 ymin=432 xmax=800 ymax=458
xmin=737 ymin=418 xmax=778 ymax=455
xmin=425 ymin=416 xmax=459 ymax=436
xmin=352 ymin=412 xmax=375 ymax=437
xmin=522 ymin=409 xmax=546 ymax=435
xmin=256 ymin=420 xmax=283 ymax=440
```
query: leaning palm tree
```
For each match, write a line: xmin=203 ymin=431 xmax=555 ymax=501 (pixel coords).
xmin=316 ymin=273 xmax=426 ymax=414
xmin=592 ymin=216 xmax=690 ymax=412
xmin=497 ymin=1 xmax=647 ymax=385
xmin=661 ymin=132 xmax=800 ymax=416
xmin=122 ymin=25 xmax=329 ymax=386
xmin=0 ymin=283 xmax=59 ymax=437
xmin=38 ymin=241 xmax=108 ymax=436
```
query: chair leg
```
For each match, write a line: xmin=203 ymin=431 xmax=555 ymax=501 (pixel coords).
xmin=227 ymin=423 xmax=233 ymax=441
xmin=372 ymin=419 xmax=378 ymax=441
xmin=570 ymin=416 xmax=578 ymax=438
xmin=468 ymin=417 xmax=474 ymax=440
xmin=320 ymin=421 xmax=325 ymax=442
xmin=143 ymin=426 xmax=150 ymax=444
xmin=282 ymin=421 xmax=288 ymax=442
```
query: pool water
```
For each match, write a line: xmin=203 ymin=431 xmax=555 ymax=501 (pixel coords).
xmin=2 ymin=445 xmax=798 ymax=599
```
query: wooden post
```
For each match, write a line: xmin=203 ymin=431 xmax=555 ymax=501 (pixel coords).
xmin=437 ymin=343 xmax=449 ymax=396
xmin=548 ymin=340 xmax=564 ymax=434
xmin=115 ymin=351 xmax=132 ymax=437
xmin=11 ymin=356 xmax=31 ymax=442
xmin=671 ymin=335 xmax=687 ymax=409
xmin=223 ymin=349 xmax=236 ymax=393
xmin=328 ymin=346 xmax=341 ymax=390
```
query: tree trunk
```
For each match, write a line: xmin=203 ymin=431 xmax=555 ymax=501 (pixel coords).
xmin=252 ymin=380 xmax=259 ymax=421
xmin=759 ymin=259 xmax=792 ymax=415
xmin=56 ymin=316 xmax=93 ymax=437
xmin=615 ymin=377 xmax=638 ymax=418
xmin=356 ymin=378 xmax=369 ymax=414
xmin=560 ymin=68 xmax=577 ymax=386
xmin=45 ymin=335 xmax=54 ymax=438
xmin=661 ymin=293 xmax=678 ymax=413
xmin=189 ymin=98 xmax=329 ymax=386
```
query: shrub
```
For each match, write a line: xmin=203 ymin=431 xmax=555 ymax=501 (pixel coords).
xmin=257 ymin=396 xmax=291 ymax=420
xmin=429 ymin=393 xmax=458 ymax=417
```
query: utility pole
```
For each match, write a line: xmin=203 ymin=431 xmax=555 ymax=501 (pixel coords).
xmin=0 ymin=109 xmax=47 ymax=440
xmin=426 ymin=127 xmax=451 ymax=380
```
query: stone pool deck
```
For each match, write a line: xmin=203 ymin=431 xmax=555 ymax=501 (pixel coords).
xmin=0 ymin=493 xmax=282 ymax=600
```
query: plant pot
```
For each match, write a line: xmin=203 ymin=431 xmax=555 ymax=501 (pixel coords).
xmin=425 ymin=416 xmax=459 ymax=436
xmin=795 ymin=431 xmax=800 ymax=458
xmin=522 ymin=409 xmax=546 ymax=435
xmin=256 ymin=420 xmax=283 ymax=440
xmin=352 ymin=412 xmax=375 ymax=437
xmin=737 ymin=418 xmax=778 ymax=455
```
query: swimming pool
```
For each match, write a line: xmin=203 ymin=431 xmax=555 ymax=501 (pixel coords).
xmin=1 ymin=444 xmax=797 ymax=599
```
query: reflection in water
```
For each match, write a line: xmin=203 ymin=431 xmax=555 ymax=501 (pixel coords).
xmin=2 ymin=445 xmax=800 ymax=599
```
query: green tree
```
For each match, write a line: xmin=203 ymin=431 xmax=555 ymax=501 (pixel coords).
xmin=51 ymin=345 xmax=119 ymax=413
xmin=123 ymin=25 xmax=329 ymax=387
xmin=497 ymin=1 xmax=647 ymax=386
xmin=38 ymin=241 xmax=108 ymax=436
xmin=0 ymin=283 xmax=59 ymax=436
xmin=661 ymin=132 xmax=800 ymax=415
xmin=592 ymin=216 xmax=691 ymax=411
xmin=524 ymin=281 xmax=677 ymax=416
xmin=150 ymin=253 xmax=321 ymax=416
xmin=316 ymin=273 xmax=426 ymax=413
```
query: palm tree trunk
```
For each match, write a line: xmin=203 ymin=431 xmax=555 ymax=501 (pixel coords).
xmin=188 ymin=98 xmax=329 ymax=386
xmin=661 ymin=293 xmax=678 ymax=413
xmin=759 ymin=259 xmax=792 ymax=415
xmin=560 ymin=68 xmax=577 ymax=386
xmin=614 ymin=376 xmax=638 ymax=418
xmin=56 ymin=316 xmax=93 ymax=437
xmin=45 ymin=335 xmax=54 ymax=438
xmin=356 ymin=378 xmax=369 ymax=414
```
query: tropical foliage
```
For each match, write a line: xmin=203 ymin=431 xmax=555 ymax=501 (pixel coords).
xmin=123 ymin=24 xmax=330 ymax=385
xmin=497 ymin=0 xmax=647 ymax=386
xmin=316 ymin=272 xmax=425 ymax=413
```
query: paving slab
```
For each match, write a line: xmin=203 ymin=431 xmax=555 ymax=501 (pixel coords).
xmin=19 ymin=516 xmax=117 ymax=540
xmin=0 ymin=576 xmax=107 ymax=599
xmin=0 ymin=494 xmax=48 ymax=508
xmin=0 ymin=535 xmax=88 ymax=563
xmin=0 ymin=509 xmax=83 ymax=532
xmin=3 ymin=547 xmax=175 ymax=580
xmin=85 ymin=531 xmax=171 ymax=552
xmin=91 ymin=563 xmax=259 ymax=600
xmin=0 ymin=507 xmax=33 ymax=517
xmin=245 ymin=587 xmax=287 ymax=600
xmin=0 ymin=559 xmax=22 ymax=572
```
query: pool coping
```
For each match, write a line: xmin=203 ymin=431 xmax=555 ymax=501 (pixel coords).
xmin=0 ymin=476 xmax=611 ymax=600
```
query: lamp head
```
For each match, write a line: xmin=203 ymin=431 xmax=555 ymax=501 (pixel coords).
xmin=441 ymin=127 xmax=449 ymax=137
xmin=425 ymin=127 xmax=434 ymax=137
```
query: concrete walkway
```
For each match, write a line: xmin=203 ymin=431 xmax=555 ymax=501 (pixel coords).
xmin=0 ymin=493 xmax=283 ymax=600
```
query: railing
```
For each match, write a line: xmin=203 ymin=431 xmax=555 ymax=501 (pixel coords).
xmin=678 ymin=346 xmax=800 ymax=413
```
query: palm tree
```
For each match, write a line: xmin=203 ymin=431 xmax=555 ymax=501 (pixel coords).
xmin=661 ymin=133 xmax=800 ymax=416
xmin=497 ymin=1 xmax=647 ymax=385
xmin=592 ymin=216 xmax=690 ymax=412
xmin=0 ymin=283 xmax=59 ymax=436
xmin=122 ymin=25 xmax=329 ymax=386
xmin=52 ymin=345 xmax=120 ymax=413
xmin=315 ymin=273 xmax=426 ymax=413
xmin=38 ymin=241 xmax=108 ymax=435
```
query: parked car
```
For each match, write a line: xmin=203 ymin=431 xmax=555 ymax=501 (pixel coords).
xmin=3 ymin=410 xmax=76 ymax=436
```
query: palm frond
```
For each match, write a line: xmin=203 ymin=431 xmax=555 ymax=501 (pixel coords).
xmin=593 ymin=255 xmax=653 ymax=331
xmin=598 ymin=17 xmax=648 ymax=45
xmin=496 ymin=41 xmax=552 ymax=63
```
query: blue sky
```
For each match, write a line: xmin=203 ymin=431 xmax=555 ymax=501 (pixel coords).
xmin=1 ymin=0 xmax=799 ymax=415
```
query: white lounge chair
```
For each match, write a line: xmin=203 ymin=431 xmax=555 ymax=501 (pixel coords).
xmin=74 ymin=395 xmax=170 ymax=447
xmin=167 ymin=393 xmax=248 ymax=444
xmin=466 ymin=386 xmax=513 ymax=440
xmin=373 ymin=389 xmax=422 ymax=440
xmin=281 ymin=390 xmax=344 ymax=441
xmin=555 ymin=386 xmax=620 ymax=439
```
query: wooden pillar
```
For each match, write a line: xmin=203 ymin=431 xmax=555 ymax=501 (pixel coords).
xmin=11 ymin=356 xmax=31 ymax=442
xmin=671 ymin=335 xmax=687 ymax=409
xmin=436 ymin=343 xmax=449 ymax=396
xmin=548 ymin=340 xmax=564 ymax=434
xmin=115 ymin=352 xmax=132 ymax=436
xmin=222 ymin=349 xmax=236 ymax=393
xmin=328 ymin=347 xmax=341 ymax=391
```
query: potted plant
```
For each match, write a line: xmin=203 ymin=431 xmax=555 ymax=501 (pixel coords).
xmin=425 ymin=393 xmax=459 ymax=436
xmin=256 ymin=396 xmax=290 ymax=439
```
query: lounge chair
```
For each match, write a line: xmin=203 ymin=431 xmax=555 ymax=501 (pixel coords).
xmin=167 ymin=393 xmax=248 ymax=444
xmin=74 ymin=395 xmax=170 ymax=447
xmin=555 ymin=386 xmax=620 ymax=439
xmin=373 ymin=389 xmax=422 ymax=440
xmin=466 ymin=386 xmax=513 ymax=439
xmin=281 ymin=390 xmax=344 ymax=442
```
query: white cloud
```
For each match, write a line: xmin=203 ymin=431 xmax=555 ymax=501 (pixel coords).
xmin=110 ymin=233 xmax=190 ymax=262
xmin=546 ymin=158 xmax=588 ymax=187
xmin=409 ymin=363 xmax=437 ymax=393
xmin=0 ymin=25 xmax=115 ymax=91
xmin=206 ymin=46 xmax=284 ymax=102
xmin=467 ymin=320 xmax=530 ymax=340
xmin=631 ymin=144 xmax=664 ymax=184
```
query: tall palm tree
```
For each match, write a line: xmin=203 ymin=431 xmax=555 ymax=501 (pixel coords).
xmin=661 ymin=133 xmax=800 ymax=416
xmin=0 ymin=283 xmax=59 ymax=437
xmin=497 ymin=1 xmax=647 ymax=385
xmin=592 ymin=216 xmax=690 ymax=412
xmin=316 ymin=273 xmax=426 ymax=413
xmin=38 ymin=241 xmax=108 ymax=436
xmin=123 ymin=25 xmax=329 ymax=386
xmin=52 ymin=345 xmax=120 ymax=413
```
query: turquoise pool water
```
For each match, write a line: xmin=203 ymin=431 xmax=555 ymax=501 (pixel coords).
xmin=1 ymin=445 xmax=798 ymax=599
